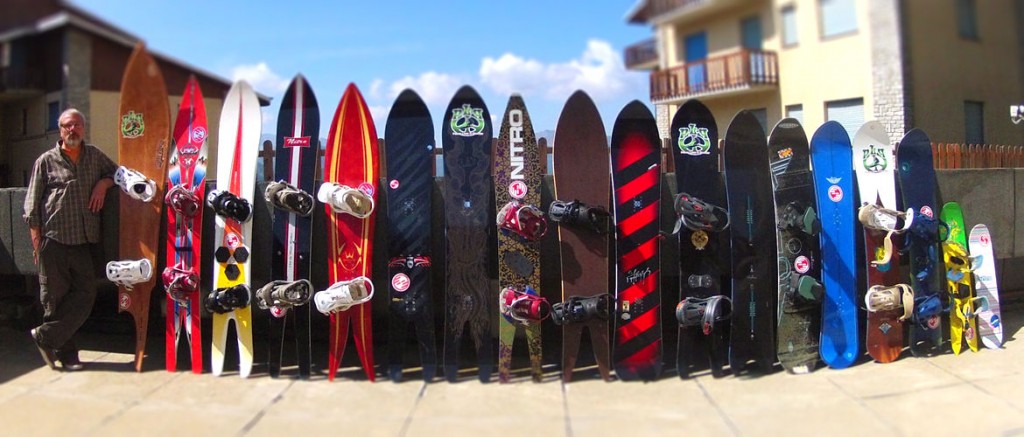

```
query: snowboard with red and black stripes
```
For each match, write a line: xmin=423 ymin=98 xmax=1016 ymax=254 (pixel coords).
xmin=610 ymin=101 xmax=662 ymax=381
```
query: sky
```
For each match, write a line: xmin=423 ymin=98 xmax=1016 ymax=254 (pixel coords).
xmin=71 ymin=0 xmax=655 ymax=143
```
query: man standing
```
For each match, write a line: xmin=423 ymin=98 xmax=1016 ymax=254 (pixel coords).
xmin=24 ymin=108 xmax=117 ymax=371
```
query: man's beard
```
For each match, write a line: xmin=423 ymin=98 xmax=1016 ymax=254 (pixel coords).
xmin=64 ymin=135 xmax=82 ymax=147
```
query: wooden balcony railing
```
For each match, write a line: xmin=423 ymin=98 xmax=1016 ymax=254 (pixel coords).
xmin=933 ymin=143 xmax=1024 ymax=169
xmin=649 ymin=49 xmax=778 ymax=102
xmin=624 ymin=39 xmax=659 ymax=69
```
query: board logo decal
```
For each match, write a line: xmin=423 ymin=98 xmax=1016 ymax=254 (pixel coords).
xmin=358 ymin=182 xmax=375 ymax=197
xmin=677 ymin=123 xmax=711 ymax=156
xmin=270 ymin=306 xmax=287 ymax=318
xmin=284 ymin=136 xmax=312 ymax=148
xmin=191 ymin=126 xmax=207 ymax=144
xmin=339 ymin=242 xmax=362 ymax=271
xmin=863 ymin=145 xmax=887 ymax=172
xmin=391 ymin=273 xmax=410 ymax=292
xmin=225 ymin=232 xmax=241 ymax=249
xmin=879 ymin=321 xmax=891 ymax=334
xmin=691 ymin=229 xmax=708 ymax=250
xmin=927 ymin=315 xmax=940 ymax=329
xmin=980 ymin=234 xmax=990 ymax=247
xmin=828 ymin=185 xmax=843 ymax=203
xmin=389 ymin=179 xmax=400 ymax=190
xmin=991 ymin=314 xmax=1001 ymax=328
xmin=777 ymin=147 xmax=793 ymax=159
xmin=508 ymin=109 xmax=526 ymax=180
xmin=121 ymin=111 xmax=145 ymax=138
xmin=920 ymin=205 xmax=934 ymax=218
xmin=119 ymin=292 xmax=131 ymax=310
xmin=786 ymin=238 xmax=802 ymax=255
xmin=794 ymin=256 xmax=810 ymax=274
xmin=450 ymin=104 xmax=486 ymax=137
xmin=508 ymin=180 xmax=527 ymax=199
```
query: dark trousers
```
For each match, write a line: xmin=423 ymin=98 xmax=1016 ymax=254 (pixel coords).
xmin=36 ymin=239 xmax=97 ymax=356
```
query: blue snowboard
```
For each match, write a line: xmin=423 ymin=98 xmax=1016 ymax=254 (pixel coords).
xmin=810 ymin=121 xmax=858 ymax=369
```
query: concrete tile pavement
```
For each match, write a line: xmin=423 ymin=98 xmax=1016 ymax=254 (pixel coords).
xmin=2 ymin=299 xmax=1024 ymax=436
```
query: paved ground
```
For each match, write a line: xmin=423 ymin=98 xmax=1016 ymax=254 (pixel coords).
xmin=2 ymin=296 xmax=1024 ymax=437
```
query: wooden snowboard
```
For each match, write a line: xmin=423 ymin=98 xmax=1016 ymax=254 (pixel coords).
xmin=165 ymin=75 xmax=206 ymax=373
xmin=671 ymin=99 xmax=730 ymax=378
xmin=384 ymin=89 xmax=437 ymax=382
xmin=494 ymin=95 xmax=544 ymax=383
xmin=610 ymin=100 xmax=662 ymax=381
xmin=769 ymin=118 xmax=822 ymax=374
xmin=722 ymin=110 xmax=777 ymax=375
xmin=853 ymin=121 xmax=904 ymax=363
xmin=267 ymin=74 xmax=319 ymax=378
xmin=441 ymin=85 xmax=494 ymax=383
xmin=323 ymin=83 xmax=379 ymax=382
xmin=552 ymin=90 xmax=612 ymax=382
xmin=117 ymin=42 xmax=169 ymax=372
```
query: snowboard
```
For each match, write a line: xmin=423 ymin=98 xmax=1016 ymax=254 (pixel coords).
xmin=116 ymin=42 xmax=169 ymax=372
xmin=940 ymin=202 xmax=979 ymax=354
xmin=322 ymin=83 xmax=379 ymax=382
xmin=165 ymin=75 xmax=206 ymax=374
xmin=441 ymin=85 xmax=494 ymax=383
xmin=610 ymin=100 xmax=662 ymax=381
xmin=383 ymin=89 xmax=437 ymax=383
xmin=853 ymin=121 xmax=904 ymax=364
xmin=896 ymin=128 xmax=945 ymax=357
xmin=552 ymin=90 xmax=612 ymax=382
xmin=969 ymin=224 xmax=1002 ymax=349
xmin=769 ymin=118 xmax=822 ymax=374
xmin=671 ymin=100 xmax=730 ymax=378
xmin=266 ymin=74 xmax=319 ymax=378
xmin=722 ymin=110 xmax=777 ymax=375
xmin=810 ymin=121 xmax=858 ymax=369
xmin=210 ymin=80 xmax=259 ymax=377
xmin=494 ymin=95 xmax=544 ymax=383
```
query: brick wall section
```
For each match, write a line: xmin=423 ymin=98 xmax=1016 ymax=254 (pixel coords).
xmin=63 ymin=28 xmax=92 ymax=142
xmin=869 ymin=0 xmax=908 ymax=140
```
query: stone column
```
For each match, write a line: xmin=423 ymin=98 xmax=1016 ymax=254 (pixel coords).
xmin=869 ymin=0 xmax=909 ymax=139
xmin=62 ymin=28 xmax=92 ymax=143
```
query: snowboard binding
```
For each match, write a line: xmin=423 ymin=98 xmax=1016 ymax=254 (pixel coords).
xmin=675 ymin=295 xmax=732 ymax=335
xmin=318 ymin=182 xmax=374 ymax=218
xmin=114 ymin=166 xmax=157 ymax=202
xmin=497 ymin=201 xmax=548 ymax=242
xmin=264 ymin=180 xmax=314 ymax=217
xmin=205 ymin=284 xmax=252 ymax=314
xmin=256 ymin=279 xmax=313 ymax=314
xmin=498 ymin=286 xmax=550 ymax=324
xmin=314 ymin=276 xmax=374 ymax=314
xmin=165 ymin=184 xmax=201 ymax=218
xmin=547 ymin=199 xmax=610 ymax=234
xmin=905 ymin=210 xmax=949 ymax=245
xmin=162 ymin=266 xmax=199 ymax=304
xmin=864 ymin=283 xmax=914 ymax=321
xmin=943 ymin=241 xmax=978 ymax=282
xmin=105 ymin=259 xmax=153 ymax=290
xmin=777 ymin=201 xmax=820 ymax=236
xmin=859 ymin=203 xmax=913 ymax=266
xmin=671 ymin=192 xmax=730 ymax=235
xmin=786 ymin=274 xmax=824 ymax=304
xmin=206 ymin=190 xmax=253 ymax=222
xmin=551 ymin=294 xmax=612 ymax=325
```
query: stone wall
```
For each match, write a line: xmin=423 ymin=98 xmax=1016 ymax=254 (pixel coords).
xmin=869 ymin=0 xmax=908 ymax=140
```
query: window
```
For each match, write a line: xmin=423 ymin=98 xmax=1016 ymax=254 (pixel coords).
xmin=750 ymin=108 xmax=768 ymax=134
xmin=781 ymin=5 xmax=799 ymax=46
xmin=786 ymin=104 xmax=804 ymax=125
xmin=47 ymin=101 xmax=60 ymax=131
xmin=825 ymin=98 xmax=864 ymax=140
xmin=683 ymin=32 xmax=708 ymax=92
xmin=741 ymin=15 xmax=763 ymax=50
xmin=819 ymin=0 xmax=857 ymax=38
xmin=965 ymin=101 xmax=984 ymax=144
xmin=956 ymin=0 xmax=979 ymax=40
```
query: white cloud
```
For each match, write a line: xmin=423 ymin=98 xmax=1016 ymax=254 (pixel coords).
xmin=368 ymin=105 xmax=390 ymax=131
xmin=479 ymin=39 xmax=644 ymax=103
xmin=230 ymin=62 xmax=290 ymax=95
xmin=385 ymin=71 xmax=465 ymax=107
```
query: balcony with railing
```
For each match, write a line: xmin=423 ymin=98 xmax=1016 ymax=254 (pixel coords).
xmin=624 ymin=38 xmax=659 ymax=70
xmin=0 ymin=66 xmax=44 ymax=94
xmin=649 ymin=49 xmax=777 ymax=103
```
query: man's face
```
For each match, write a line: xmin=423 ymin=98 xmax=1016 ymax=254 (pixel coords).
xmin=59 ymin=113 xmax=85 ymax=147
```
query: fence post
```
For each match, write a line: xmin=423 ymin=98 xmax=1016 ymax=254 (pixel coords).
xmin=260 ymin=140 xmax=274 ymax=181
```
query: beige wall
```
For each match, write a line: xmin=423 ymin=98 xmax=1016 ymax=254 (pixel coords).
xmin=905 ymin=0 xmax=1024 ymax=145
xmin=773 ymin=0 xmax=873 ymax=133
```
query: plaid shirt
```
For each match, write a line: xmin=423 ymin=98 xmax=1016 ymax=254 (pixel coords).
xmin=24 ymin=142 xmax=117 ymax=245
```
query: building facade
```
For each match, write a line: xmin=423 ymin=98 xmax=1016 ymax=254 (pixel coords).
xmin=624 ymin=0 xmax=1024 ymax=146
xmin=0 ymin=0 xmax=267 ymax=187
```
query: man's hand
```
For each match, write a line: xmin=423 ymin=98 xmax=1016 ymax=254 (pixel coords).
xmin=89 ymin=177 xmax=115 ymax=213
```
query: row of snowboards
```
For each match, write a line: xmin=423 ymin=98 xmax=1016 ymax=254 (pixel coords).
xmin=110 ymin=44 xmax=1003 ymax=382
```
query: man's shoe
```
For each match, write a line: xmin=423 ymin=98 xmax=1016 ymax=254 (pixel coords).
xmin=59 ymin=353 xmax=84 ymax=372
xmin=29 ymin=328 xmax=57 ymax=370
